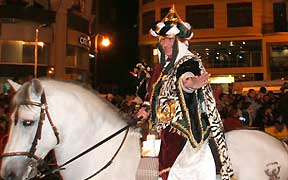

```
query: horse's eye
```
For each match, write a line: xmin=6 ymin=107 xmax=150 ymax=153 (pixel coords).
xmin=22 ymin=120 xmax=35 ymax=127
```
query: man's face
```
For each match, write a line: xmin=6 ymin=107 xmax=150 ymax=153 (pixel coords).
xmin=160 ymin=37 xmax=175 ymax=57
xmin=248 ymin=90 xmax=256 ymax=99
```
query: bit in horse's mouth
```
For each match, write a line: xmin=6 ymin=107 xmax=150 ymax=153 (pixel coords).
xmin=25 ymin=159 xmax=38 ymax=180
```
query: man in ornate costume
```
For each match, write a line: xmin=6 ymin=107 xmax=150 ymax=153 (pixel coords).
xmin=137 ymin=6 xmax=236 ymax=180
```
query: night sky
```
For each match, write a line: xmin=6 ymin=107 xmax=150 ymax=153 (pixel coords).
xmin=97 ymin=0 xmax=139 ymax=94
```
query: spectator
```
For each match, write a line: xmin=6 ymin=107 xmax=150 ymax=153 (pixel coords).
xmin=265 ymin=113 xmax=288 ymax=142
xmin=245 ymin=89 xmax=261 ymax=122
xmin=257 ymin=86 xmax=267 ymax=100
xmin=254 ymin=105 xmax=274 ymax=131
xmin=223 ymin=106 xmax=244 ymax=132
xmin=279 ymin=88 xmax=288 ymax=125
xmin=213 ymin=84 xmax=223 ymax=102
xmin=217 ymin=93 xmax=230 ymax=119
xmin=241 ymin=101 xmax=254 ymax=126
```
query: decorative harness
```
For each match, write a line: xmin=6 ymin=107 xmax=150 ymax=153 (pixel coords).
xmin=0 ymin=91 xmax=131 ymax=180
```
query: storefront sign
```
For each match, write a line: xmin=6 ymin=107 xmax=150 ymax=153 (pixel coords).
xmin=79 ymin=35 xmax=91 ymax=47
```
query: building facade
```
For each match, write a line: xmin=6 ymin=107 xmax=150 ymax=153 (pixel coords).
xmin=138 ymin=0 xmax=288 ymax=89
xmin=0 ymin=0 xmax=97 ymax=86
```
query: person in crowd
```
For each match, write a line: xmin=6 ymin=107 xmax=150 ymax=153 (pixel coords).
xmin=264 ymin=113 xmax=288 ymax=143
xmin=213 ymin=84 xmax=223 ymax=103
xmin=267 ymin=91 xmax=278 ymax=105
xmin=279 ymin=85 xmax=288 ymax=125
xmin=245 ymin=88 xmax=261 ymax=122
xmin=280 ymin=82 xmax=288 ymax=95
xmin=241 ymin=101 xmax=254 ymax=126
xmin=257 ymin=86 xmax=267 ymax=100
xmin=98 ymin=93 xmax=115 ymax=103
xmin=133 ymin=62 xmax=152 ymax=100
xmin=223 ymin=106 xmax=244 ymax=132
xmin=254 ymin=105 xmax=274 ymax=131
xmin=0 ymin=123 xmax=8 ymax=157
xmin=0 ymin=94 xmax=9 ymax=155
xmin=259 ymin=91 xmax=277 ymax=111
xmin=136 ymin=6 xmax=235 ymax=180
xmin=216 ymin=93 xmax=230 ymax=119
xmin=261 ymin=94 xmax=271 ymax=104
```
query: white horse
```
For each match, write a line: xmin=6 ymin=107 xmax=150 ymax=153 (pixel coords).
xmin=1 ymin=79 xmax=288 ymax=180
xmin=224 ymin=130 xmax=288 ymax=180
xmin=1 ymin=79 xmax=141 ymax=180
xmin=225 ymin=130 xmax=288 ymax=180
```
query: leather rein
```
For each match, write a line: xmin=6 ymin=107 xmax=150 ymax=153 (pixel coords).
xmin=0 ymin=91 xmax=131 ymax=180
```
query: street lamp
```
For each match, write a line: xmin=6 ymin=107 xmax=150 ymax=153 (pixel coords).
xmin=94 ymin=34 xmax=111 ymax=53
xmin=34 ymin=28 xmax=39 ymax=78
xmin=34 ymin=24 xmax=46 ymax=78
xmin=93 ymin=34 xmax=111 ymax=88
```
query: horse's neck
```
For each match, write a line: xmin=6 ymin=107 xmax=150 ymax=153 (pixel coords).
xmin=52 ymin=97 xmax=125 ymax=165
xmin=53 ymin=117 xmax=130 ymax=180
xmin=60 ymin=120 xmax=107 ymax=147
xmin=43 ymin=84 xmax=138 ymax=179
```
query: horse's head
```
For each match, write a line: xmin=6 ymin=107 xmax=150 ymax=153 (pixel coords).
xmin=1 ymin=79 xmax=60 ymax=180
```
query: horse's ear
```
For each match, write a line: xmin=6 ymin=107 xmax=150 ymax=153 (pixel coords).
xmin=31 ymin=79 xmax=44 ymax=97
xmin=7 ymin=79 xmax=21 ymax=92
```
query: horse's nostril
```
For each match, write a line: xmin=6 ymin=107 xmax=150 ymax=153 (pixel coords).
xmin=6 ymin=172 xmax=16 ymax=180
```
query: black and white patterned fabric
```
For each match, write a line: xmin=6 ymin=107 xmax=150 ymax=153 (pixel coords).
xmin=152 ymin=54 xmax=235 ymax=180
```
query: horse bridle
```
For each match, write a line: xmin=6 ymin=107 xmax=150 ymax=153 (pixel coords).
xmin=0 ymin=90 xmax=132 ymax=180
xmin=0 ymin=92 xmax=60 ymax=173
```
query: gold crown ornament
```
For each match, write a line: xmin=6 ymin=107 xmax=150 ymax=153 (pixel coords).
xmin=161 ymin=4 xmax=183 ymax=24
xmin=150 ymin=5 xmax=193 ymax=40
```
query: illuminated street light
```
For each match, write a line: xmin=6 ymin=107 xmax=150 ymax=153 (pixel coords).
xmin=101 ymin=37 xmax=111 ymax=47
xmin=94 ymin=34 xmax=111 ymax=53
xmin=92 ymin=34 xmax=111 ymax=88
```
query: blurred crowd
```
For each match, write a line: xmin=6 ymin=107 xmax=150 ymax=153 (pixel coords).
xmin=0 ymin=90 xmax=11 ymax=154
xmin=215 ymin=83 xmax=288 ymax=143
xmin=99 ymin=82 xmax=288 ymax=144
